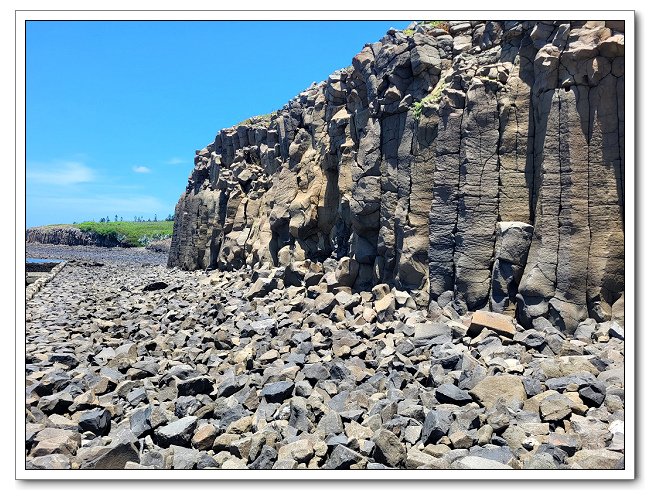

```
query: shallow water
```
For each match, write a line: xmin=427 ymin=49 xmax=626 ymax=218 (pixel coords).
xmin=26 ymin=258 xmax=64 ymax=264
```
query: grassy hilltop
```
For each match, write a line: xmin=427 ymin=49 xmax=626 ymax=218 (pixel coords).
xmin=39 ymin=221 xmax=174 ymax=247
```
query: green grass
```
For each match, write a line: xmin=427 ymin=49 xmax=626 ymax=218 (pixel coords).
xmin=404 ymin=21 xmax=450 ymax=37
xmin=412 ymin=78 xmax=448 ymax=121
xmin=235 ymin=113 xmax=274 ymax=128
xmin=422 ymin=21 xmax=450 ymax=32
xmin=73 ymin=221 xmax=174 ymax=247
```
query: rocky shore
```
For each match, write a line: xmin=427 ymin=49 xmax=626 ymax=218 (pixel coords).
xmin=27 ymin=243 xmax=168 ymax=267
xmin=25 ymin=248 xmax=624 ymax=470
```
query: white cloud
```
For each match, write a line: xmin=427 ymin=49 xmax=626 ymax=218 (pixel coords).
xmin=165 ymin=157 xmax=186 ymax=165
xmin=27 ymin=161 xmax=95 ymax=185
xmin=132 ymin=165 xmax=151 ymax=174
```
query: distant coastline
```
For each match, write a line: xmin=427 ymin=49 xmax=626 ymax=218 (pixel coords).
xmin=26 ymin=221 xmax=173 ymax=248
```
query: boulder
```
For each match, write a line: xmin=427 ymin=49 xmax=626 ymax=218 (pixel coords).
xmin=154 ymin=416 xmax=198 ymax=447
xmin=468 ymin=311 xmax=517 ymax=337
xmin=372 ymin=429 xmax=406 ymax=467
xmin=469 ymin=375 xmax=527 ymax=409
xmin=260 ymin=381 xmax=294 ymax=403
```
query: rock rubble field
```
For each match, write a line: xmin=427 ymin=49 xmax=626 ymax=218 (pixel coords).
xmin=25 ymin=247 xmax=624 ymax=470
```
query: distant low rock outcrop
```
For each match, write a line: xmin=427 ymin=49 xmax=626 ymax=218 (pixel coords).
xmin=26 ymin=227 xmax=124 ymax=247
xmin=168 ymin=20 xmax=625 ymax=333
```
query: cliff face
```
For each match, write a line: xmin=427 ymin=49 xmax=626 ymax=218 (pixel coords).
xmin=168 ymin=20 xmax=625 ymax=333
xmin=26 ymin=227 xmax=125 ymax=247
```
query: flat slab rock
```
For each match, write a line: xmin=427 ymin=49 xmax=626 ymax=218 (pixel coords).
xmin=469 ymin=375 xmax=527 ymax=409
xmin=468 ymin=311 xmax=517 ymax=337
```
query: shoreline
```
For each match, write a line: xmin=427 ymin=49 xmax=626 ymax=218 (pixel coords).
xmin=26 ymin=242 xmax=169 ymax=267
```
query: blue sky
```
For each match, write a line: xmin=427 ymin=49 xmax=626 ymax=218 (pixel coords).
xmin=25 ymin=20 xmax=407 ymax=227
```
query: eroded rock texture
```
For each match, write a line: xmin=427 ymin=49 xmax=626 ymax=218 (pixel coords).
xmin=169 ymin=20 xmax=625 ymax=333
xmin=27 ymin=227 xmax=125 ymax=247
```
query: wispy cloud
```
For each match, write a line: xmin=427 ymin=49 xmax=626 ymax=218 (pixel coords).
xmin=27 ymin=160 xmax=96 ymax=186
xmin=132 ymin=165 xmax=151 ymax=174
xmin=165 ymin=157 xmax=186 ymax=165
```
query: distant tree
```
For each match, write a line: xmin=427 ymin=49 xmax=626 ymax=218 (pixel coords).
xmin=115 ymin=214 xmax=118 ymax=222
xmin=120 ymin=217 xmax=123 ymax=222
xmin=154 ymin=214 xmax=157 ymax=222
xmin=100 ymin=217 xmax=105 ymax=223
xmin=106 ymin=216 xmax=110 ymax=223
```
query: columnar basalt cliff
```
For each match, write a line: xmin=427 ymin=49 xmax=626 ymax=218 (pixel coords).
xmin=169 ymin=20 xmax=625 ymax=333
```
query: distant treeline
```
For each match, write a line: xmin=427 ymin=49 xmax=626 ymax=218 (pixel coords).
xmin=73 ymin=214 xmax=175 ymax=224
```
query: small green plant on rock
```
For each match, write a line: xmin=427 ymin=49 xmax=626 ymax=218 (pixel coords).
xmin=423 ymin=21 xmax=450 ymax=33
xmin=235 ymin=113 xmax=274 ymax=128
xmin=403 ymin=21 xmax=449 ymax=38
xmin=412 ymin=77 xmax=448 ymax=121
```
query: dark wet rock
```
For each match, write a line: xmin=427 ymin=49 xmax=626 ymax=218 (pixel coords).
xmin=217 ymin=378 xmax=244 ymax=398
xmin=38 ymin=392 xmax=74 ymax=415
xmin=78 ymin=408 xmax=111 ymax=436
xmin=421 ymin=409 xmax=453 ymax=445
xmin=177 ymin=376 xmax=214 ymax=397
xmin=143 ymin=281 xmax=168 ymax=292
xmin=260 ymin=381 xmax=294 ymax=403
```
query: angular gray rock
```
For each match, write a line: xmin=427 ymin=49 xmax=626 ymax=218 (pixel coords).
xmin=372 ymin=429 xmax=406 ymax=468
xmin=435 ymin=384 xmax=473 ymax=406
xmin=422 ymin=409 xmax=453 ymax=445
xmin=78 ymin=408 xmax=111 ymax=436
xmin=154 ymin=416 xmax=198 ymax=448
xmin=260 ymin=381 xmax=294 ymax=403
